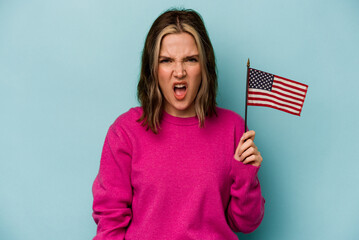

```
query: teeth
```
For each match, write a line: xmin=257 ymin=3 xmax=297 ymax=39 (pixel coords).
xmin=174 ymin=84 xmax=186 ymax=88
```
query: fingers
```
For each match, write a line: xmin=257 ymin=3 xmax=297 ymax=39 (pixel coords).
xmin=242 ymin=154 xmax=262 ymax=167
xmin=243 ymin=130 xmax=256 ymax=141
xmin=239 ymin=146 xmax=262 ymax=167
xmin=234 ymin=130 xmax=263 ymax=166
xmin=240 ymin=145 xmax=257 ymax=162
xmin=236 ymin=139 xmax=255 ymax=158
xmin=235 ymin=130 xmax=256 ymax=157
xmin=242 ymin=155 xmax=256 ymax=164
xmin=237 ymin=130 xmax=255 ymax=147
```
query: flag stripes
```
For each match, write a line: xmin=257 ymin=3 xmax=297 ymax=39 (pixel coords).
xmin=247 ymin=68 xmax=308 ymax=116
xmin=274 ymin=76 xmax=307 ymax=89
xmin=272 ymin=82 xmax=306 ymax=96
xmin=249 ymin=93 xmax=301 ymax=109
xmin=246 ymin=101 xmax=300 ymax=115
xmin=271 ymin=89 xmax=304 ymax=101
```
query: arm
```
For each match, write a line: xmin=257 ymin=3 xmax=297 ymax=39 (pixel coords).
xmin=92 ymin=126 xmax=133 ymax=240
xmin=226 ymin=130 xmax=265 ymax=233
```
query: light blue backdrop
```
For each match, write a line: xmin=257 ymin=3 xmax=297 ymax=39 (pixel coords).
xmin=1 ymin=0 xmax=358 ymax=239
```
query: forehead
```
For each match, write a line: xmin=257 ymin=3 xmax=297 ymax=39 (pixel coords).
xmin=159 ymin=32 xmax=198 ymax=55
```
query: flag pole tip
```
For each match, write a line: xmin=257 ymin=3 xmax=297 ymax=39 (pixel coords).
xmin=247 ymin=58 xmax=250 ymax=67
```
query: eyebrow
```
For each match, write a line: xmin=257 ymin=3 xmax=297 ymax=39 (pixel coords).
xmin=159 ymin=55 xmax=199 ymax=59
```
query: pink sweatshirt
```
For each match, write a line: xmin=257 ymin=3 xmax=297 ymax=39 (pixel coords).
xmin=92 ymin=107 xmax=265 ymax=240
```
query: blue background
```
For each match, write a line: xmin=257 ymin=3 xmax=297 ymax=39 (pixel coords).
xmin=1 ymin=0 xmax=358 ymax=239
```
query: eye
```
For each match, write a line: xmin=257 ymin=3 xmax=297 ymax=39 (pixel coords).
xmin=159 ymin=58 xmax=171 ymax=63
xmin=186 ymin=57 xmax=198 ymax=62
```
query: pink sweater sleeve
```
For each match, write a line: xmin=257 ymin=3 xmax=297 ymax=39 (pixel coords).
xmin=92 ymin=126 xmax=133 ymax=240
xmin=226 ymin=158 xmax=265 ymax=233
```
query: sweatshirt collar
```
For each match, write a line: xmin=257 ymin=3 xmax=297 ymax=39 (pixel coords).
xmin=161 ymin=110 xmax=199 ymax=126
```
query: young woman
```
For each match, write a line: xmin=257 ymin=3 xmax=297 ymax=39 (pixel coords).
xmin=92 ymin=9 xmax=265 ymax=240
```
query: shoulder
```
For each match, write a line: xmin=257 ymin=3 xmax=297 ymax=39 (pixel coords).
xmin=215 ymin=107 xmax=244 ymax=126
xmin=112 ymin=106 xmax=142 ymax=124
xmin=213 ymin=107 xmax=246 ymax=140
xmin=109 ymin=106 xmax=143 ymax=133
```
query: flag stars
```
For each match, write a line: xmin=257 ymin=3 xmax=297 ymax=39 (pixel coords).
xmin=249 ymin=69 xmax=274 ymax=91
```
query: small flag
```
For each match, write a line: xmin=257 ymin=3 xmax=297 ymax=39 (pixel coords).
xmin=247 ymin=68 xmax=308 ymax=116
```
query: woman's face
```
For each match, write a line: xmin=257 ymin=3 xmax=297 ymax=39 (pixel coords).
xmin=158 ymin=32 xmax=202 ymax=117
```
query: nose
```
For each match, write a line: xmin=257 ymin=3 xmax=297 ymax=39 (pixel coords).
xmin=173 ymin=62 xmax=186 ymax=79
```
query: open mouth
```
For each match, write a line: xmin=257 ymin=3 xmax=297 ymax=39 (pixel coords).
xmin=173 ymin=82 xmax=187 ymax=100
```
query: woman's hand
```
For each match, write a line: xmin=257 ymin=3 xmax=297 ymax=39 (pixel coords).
xmin=234 ymin=130 xmax=263 ymax=167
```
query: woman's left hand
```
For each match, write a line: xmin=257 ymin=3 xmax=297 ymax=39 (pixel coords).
xmin=234 ymin=130 xmax=263 ymax=167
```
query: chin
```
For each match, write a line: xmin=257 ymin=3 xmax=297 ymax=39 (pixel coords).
xmin=165 ymin=100 xmax=195 ymax=116
xmin=174 ymin=102 xmax=192 ymax=110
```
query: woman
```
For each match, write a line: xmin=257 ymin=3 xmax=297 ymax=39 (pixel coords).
xmin=92 ymin=9 xmax=265 ymax=240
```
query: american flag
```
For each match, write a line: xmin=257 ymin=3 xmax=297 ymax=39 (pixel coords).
xmin=247 ymin=68 xmax=308 ymax=116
